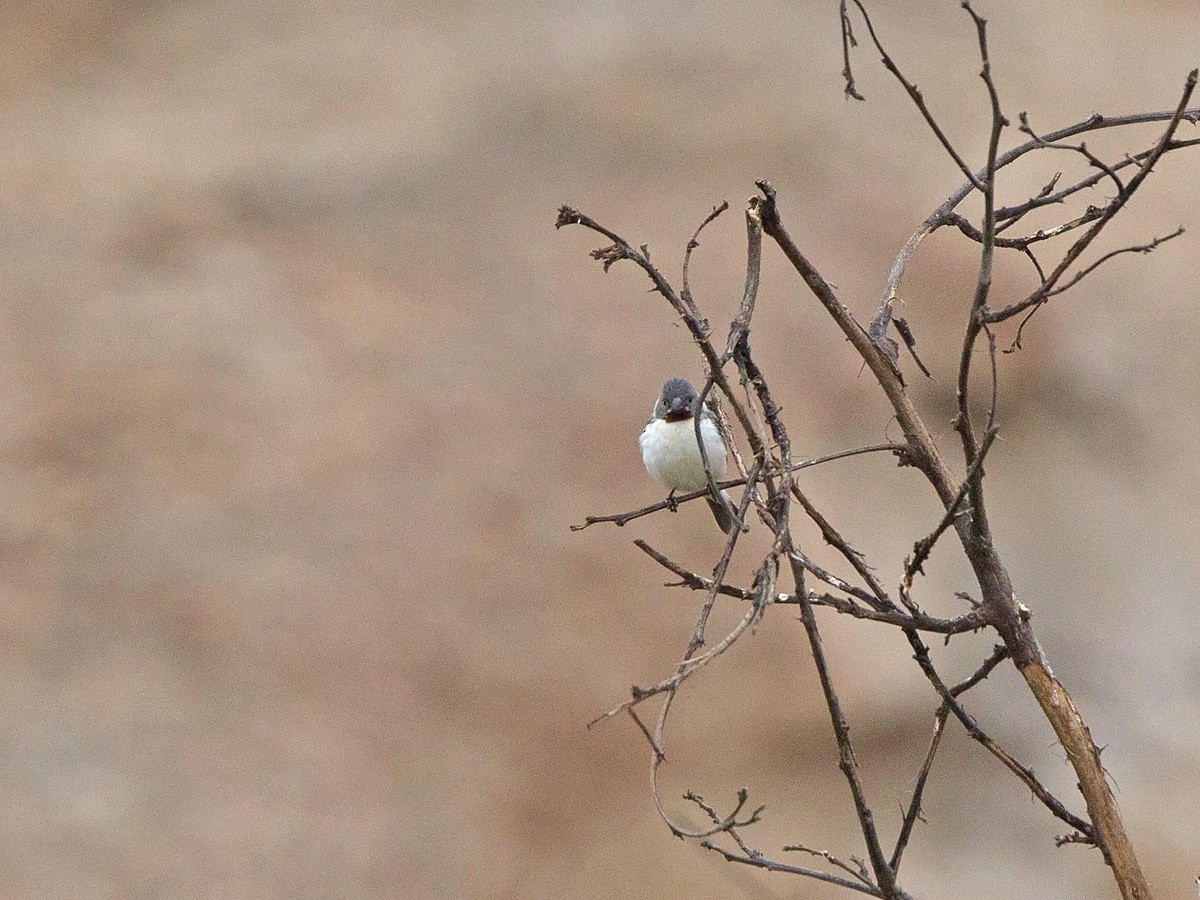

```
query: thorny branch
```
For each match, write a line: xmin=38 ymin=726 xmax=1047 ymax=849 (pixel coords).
xmin=562 ymin=3 xmax=1199 ymax=898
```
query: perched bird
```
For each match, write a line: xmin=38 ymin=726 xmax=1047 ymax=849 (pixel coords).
xmin=639 ymin=377 xmax=737 ymax=533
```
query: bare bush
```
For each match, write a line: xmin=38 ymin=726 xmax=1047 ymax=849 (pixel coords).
xmin=560 ymin=3 xmax=1199 ymax=899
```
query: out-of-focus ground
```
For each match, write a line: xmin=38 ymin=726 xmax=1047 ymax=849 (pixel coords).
xmin=1 ymin=1 xmax=1198 ymax=897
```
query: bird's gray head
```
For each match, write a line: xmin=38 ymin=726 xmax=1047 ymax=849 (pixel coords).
xmin=656 ymin=377 xmax=699 ymax=421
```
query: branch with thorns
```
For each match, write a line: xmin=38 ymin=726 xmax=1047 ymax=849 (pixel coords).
xmin=561 ymin=3 xmax=1199 ymax=898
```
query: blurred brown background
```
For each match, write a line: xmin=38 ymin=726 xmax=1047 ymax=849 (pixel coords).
xmin=1 ymin=1 xmax=1198 ymax=897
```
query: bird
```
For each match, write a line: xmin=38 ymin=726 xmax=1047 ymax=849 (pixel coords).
xmin=639 ymin=377 xmax=737 ymax=533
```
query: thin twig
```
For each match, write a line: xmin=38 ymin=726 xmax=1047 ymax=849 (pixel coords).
xmin=953 ymin=0 xmax=1006 ymax=554
xmin=786 ymin=550 xmax=899 ymax=896
xmin=986 ymin=68 xmax=1199 ymax=324
xmin=881 ymin=120 xmax=1200 ymax=325
xmin=557 ymin=205 xmax=763 ymax=456
xmin=901 ymin=427 xmax=999 ymax=611
xmin=784 ymin=843 xmax=876 ymax=887
xmin=790 ymin=486 xmax=896 ymax=612
xmin=634 ymin=540 xmax=755 ymax=601
xmin=906 ymin=637 xmax=1095 ymax=839
xmin=701 ymin=840 xmax=887 ymax=896
xmin=809 ymin=591 xmax=986 ymax=635
xmin=683 ymin=789 xmax=765 ymax=840
xmin=891 ymin=645 xmax=1010 ymax=872
xmin=996 ymin=138 xmax=1200 ymax=227
xmin=839 ymin=0 xmax=865 ymax=101
xmin=845 ymin=0 xmax=985 ymax=190
xmin=1041 ymin=226 xmax=1185 ymax=299
xmin=681 ymin=201 xmax=729 ymax=321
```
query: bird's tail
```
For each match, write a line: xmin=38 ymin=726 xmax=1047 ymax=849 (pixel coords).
xmin=706 ymin=490 xmax=738 ymax=534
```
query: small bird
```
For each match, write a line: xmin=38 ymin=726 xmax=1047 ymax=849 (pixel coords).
xmin=640 ymin=377 xmax=737 ymax=533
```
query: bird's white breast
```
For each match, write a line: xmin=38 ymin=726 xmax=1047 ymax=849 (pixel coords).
xmin=640 ymin=416 xmax=727 ymax=492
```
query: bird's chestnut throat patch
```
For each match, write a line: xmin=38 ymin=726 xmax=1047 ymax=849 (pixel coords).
xmin=663 ymin=411 xmax=695 ymax=423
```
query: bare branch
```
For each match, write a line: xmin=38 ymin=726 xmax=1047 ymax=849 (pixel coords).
xmin=953 ymin=0 xmax=1007 ymax=556
xmin=906 ymin=637 xmax=1095 ymax=839
xmin=901 ymin=427 xmax=999 ymax=611
xmin=700 ymin=839 xmax=887 ymax=896
xmin=891 ymin=645 xmax=1011 ymax=872
xmin=844 ymin=0 xmax=986 ymax=190
xmin=683 ymin=788 xmax=765 ymax=839
xmin=791 ymin=547 xmax=880 ymax=606
xmin=995 ymin=138 xmax=1200 ymax=228
xmin=986 ymin=68 xmax=1199 ymax=325
xmin=570 ymin=442 xmax=902 ymax=531
xmin=557 ymin=204 xmax=764 ymax=458
xmin=882 ymin=116 xmax=1200 ymax=325
xmin=625 ymin=708 xmax=664 ymax=762
xmin=784 ymin=843 xmax=876 ymax=887
xmin=1041 ymin=226 xmax=1185 ymax=299
xmin=786 ymin=551 xmax=899 ymax=895
xmin=947 ymin=208 xmax=1105 ymax=249
xmin=681 ymin=201 xmax=729 ymax=321
xmin=695 ymin=204 xmax=767 ymax=534
xmin=893 ymin=317 xmax=932 ymax=377
xmin=758 ymin=182 xmax=963 ymax=512
xmin=839 ymin=0 xmax=865 ymax=101
xmin=808 ymin=590 xmax=987 ymax=635
xmin=790 ymin=486 xmax=896 ymax=612
xmin=633 ymin=539 xmax=755 ymax=601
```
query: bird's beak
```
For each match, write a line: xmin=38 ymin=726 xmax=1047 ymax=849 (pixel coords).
xmin=669 ymin=397 xmax=688 ymax=415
